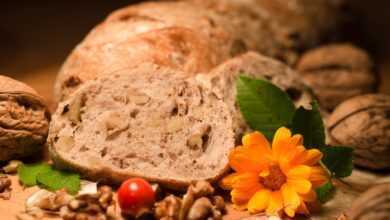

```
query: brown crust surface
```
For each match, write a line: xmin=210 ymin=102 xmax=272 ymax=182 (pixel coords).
xmin=54 ymin=0 xmax=343 ymax=103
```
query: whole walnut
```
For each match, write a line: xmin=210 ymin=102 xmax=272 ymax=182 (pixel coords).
xmin=0 ymin=75 xmax=50 ymax=161
xmin=348 ymin=183 xmax=390 ymax=220
xmin=327 ymin=94 xmax=390 ymax=170
xmin=297 ymin=44 xmax=378 ymax=111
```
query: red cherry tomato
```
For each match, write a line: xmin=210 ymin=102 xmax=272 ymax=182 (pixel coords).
xmin=117 ymin=178 xmax=155 ymax=216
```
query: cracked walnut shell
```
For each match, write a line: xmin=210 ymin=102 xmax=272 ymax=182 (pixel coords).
xmin=327 ymin=94 xmax=390 ymax=170
xmin=297 ymin=44 xmax=377 ymax=110
xmin=0 ymin=75 xmax=50 ymax=161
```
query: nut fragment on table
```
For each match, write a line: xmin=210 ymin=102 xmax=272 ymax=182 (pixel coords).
xmin=0 ymin=175 xmax=12 ymax=200
xmin=60 ymin=185 xmax=121 ymax=220
xmin=22 ymin=184 xmax=121 ymax=220
xmin=3 ymin=160 xmax=22 ymax=173
xmin=296 ymin=44 xmax=377 ymax=111
xmin=348 ymin=183 xmax=390 ymax=220
xmin=154 ymin=181 xmax=225 ymax=220
xmin=327 ymin=94 xmax=390 ymax=170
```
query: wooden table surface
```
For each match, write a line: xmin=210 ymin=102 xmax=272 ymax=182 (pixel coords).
xmin=0 ymin=1 xmax=389 ymax=219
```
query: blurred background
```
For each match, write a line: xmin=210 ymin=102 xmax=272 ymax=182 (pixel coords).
xmin=0 ymin=0 xmax=389 ymax=108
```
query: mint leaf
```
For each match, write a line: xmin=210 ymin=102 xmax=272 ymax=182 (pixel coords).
xmin=18 ymin=163 xmax=51 ymax=186
xmin=236 ymin=75 xmax=295 ymax=140
xmin=17 ymin=162 xmax=81 ymax=194
xmin=291 ymin=101 xmax=325 ymax=148
xmin=36 ymin=169 xmax=80 ymax=195
xmin=321 ymin=146 xmax=353 ymax=178
xmin=316 ymin=181 xmax=335 ymax=203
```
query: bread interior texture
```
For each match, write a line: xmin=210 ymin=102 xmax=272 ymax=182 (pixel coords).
xmin=50 ymin=65 xmax=234 ymax=182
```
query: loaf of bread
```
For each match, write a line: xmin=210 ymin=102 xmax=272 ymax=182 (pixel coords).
xmin=0 ymin=75 xmax=50 ymax=161
xmin=54 ymin=0 xmax=343 ymax=102
xmin=49 ymin=52 xmax=312 ymax=189
xmin=50 ymin=0 xmax=342 ymax=188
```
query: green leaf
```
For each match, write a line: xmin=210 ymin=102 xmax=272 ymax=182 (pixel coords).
xmin=316 ymin=181 xmax=335 ymax=203
xmin=236 ymin=75 xmax=295 ymax=140
xmin=321 ymin=146 xmax=354 ymax=178
xmin=36 ymin=168 xmax=80 ymax=195
xmin=18 ymin=163 xmax=52 ymax=186
xmin=291 ymin=101 xmax=325 ymax=148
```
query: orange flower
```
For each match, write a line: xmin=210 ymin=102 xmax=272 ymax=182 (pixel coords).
xmin=220 ymin=127 xmax=329 ymax=217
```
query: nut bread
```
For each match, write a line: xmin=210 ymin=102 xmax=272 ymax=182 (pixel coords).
xmin=49 ymin=63 xmax=235 ymax=189
xmin=0 ymin=75 xmax=50 ymax=161
xmin=49 ymin=53 xmax=312 ymax=189
xmin=54 ymin=0 xmax=343 ymax=102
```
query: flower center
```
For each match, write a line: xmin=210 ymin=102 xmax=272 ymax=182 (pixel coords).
xmin=259 ymin=165 xmax=287 ymax=191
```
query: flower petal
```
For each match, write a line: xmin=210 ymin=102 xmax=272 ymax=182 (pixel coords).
xmin=242 ymin=132 xmax=272 ymax=155
xmin=292 ymin=149 xmax=323 ymax=166
xmin=290 ymin=134 xmax=303 ymax=146
xmin=220 ymin=173 xmax=241 ymax=190
xmin=272 ymin=127 xmax=292 ymax=157
xmin=228 ymin=146 xmax=268 ymax=172
xmin=231 ymin=172 xmax=261 ymax=190
xmin=309 ymin=166 xmax=329 ymax=187
xmin=231 ymin=185 xmax=261 ymax=207
xmin=287 ymin=179 xmax=312 ymax=194
xmin=247 ymin=189 xmax=271 ymax=213
xmin=272 ymin=127 xmax=292 ymax=147
xmin=266 ymin=191 xmax=284 ymax=216
xmin=282 ymin=184 xmax=301 ymax=217
xmin=227 ymin=172 xmax=262 ymax=207
xmin=287 ymin=165 xmax=311 ymax=180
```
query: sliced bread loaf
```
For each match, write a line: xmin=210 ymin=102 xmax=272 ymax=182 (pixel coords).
xmin=49 ymin=53 xmax=312 ymax=189
xmin=49 ymin=63 xmax=235 ymax=189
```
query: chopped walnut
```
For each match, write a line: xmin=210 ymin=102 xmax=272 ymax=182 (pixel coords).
xmin=22 ymin=184 xmax=121 ymax=220
xmin=3 ymin=160 xmax=22 ymax=173
xmin=155 ymin=195 xmax=182 ymax=220
xmin=154 ymin=181 xmax=225 ymax=220
xmin=0 ymin=175 xmax=11 ymax=200
xmin=60 ymin=185 xmax=122 ymax=220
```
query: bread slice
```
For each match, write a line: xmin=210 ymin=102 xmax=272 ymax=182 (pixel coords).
xmin=197 ymin=52 xmax=313 ymax=138
xmin=49 ymin=63 xmax=235 ymax=189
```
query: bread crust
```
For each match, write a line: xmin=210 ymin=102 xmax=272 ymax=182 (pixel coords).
xmin=54 ymin=0 xmax=343 ymax=103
